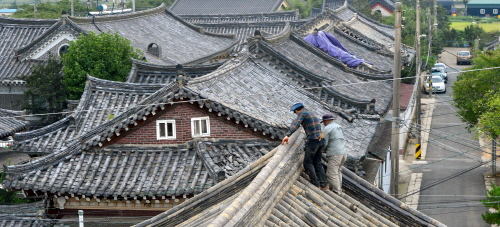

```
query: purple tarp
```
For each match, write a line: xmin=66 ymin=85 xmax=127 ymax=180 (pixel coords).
xmin=304 ymin=31 xmax=368 ymax=68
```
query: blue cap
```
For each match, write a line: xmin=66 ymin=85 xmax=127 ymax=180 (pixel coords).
xmin=290 ymin=103 xmax=304 ymax=112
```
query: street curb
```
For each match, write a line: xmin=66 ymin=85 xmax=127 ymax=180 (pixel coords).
xmin=484 ymin=175 xmax=498 ymax=227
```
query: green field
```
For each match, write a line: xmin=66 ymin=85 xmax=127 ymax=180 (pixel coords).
xmin=450 ymin=22 xmax=500 ymax=32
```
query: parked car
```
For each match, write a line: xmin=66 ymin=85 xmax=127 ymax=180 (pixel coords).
xmin=0 ymin=137 xmax=13 ymax=148
xmin=431 ymin=67 xmax=447 ymax=83
xmin=423 ymin=75 xmax=446 ymax=94
xmin=433 ymin=63 xmax=447 ymax=72
xmin=457 ymin=51 xmax=472 ymax=65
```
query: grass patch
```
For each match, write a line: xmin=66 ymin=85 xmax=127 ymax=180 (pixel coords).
xmin=450 ymin=22 xmax=500 ymax=32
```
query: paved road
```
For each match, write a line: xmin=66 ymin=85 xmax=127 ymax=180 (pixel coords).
xmin=413 ymin=48 xmax=490 ymax=226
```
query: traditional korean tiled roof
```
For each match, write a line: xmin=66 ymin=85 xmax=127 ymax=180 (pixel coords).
xmin=179 ymin=10 xmax=300 ymax=23
xmin=370 ymin=0 xmax=395 ymax=11
xmin=247 ymin=28 xmax=393 ymax=114
xmin=127 ymin=59 xmax=223 ymax=84
xmin=134 ymin=132 xmax=446 ymax=227
xmin=68 ymin=4 xmax=238 ymax=65
xmin=177 ymin=11 xmax=306 ymax=53
xmin=333 ymin=3 xmax=394 ymax=37
xmin=0 ymin=108 xmax=29 ymax=138
xmin=13 ymin=76 xmax=163 ymax=154
xmin=3 ymin=139 xmax=277 ymax=199
xmin=0 ymin=215 xmax=55 ymax=227
xmin=485 ymin=37 xmax=500 ymax=51
xmin=0 ymin=17 xmax=57 ymax=80
xmin=170 ymin=0 xmax=287 ymax=15
xmin=323 ymin=0 xmax=351 ymax=10
xmin=0 ymin=201 xmax=44 ymax=215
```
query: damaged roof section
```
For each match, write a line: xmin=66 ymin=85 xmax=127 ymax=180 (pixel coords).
xmin=135 ymin=131 xmax=446 ymax=227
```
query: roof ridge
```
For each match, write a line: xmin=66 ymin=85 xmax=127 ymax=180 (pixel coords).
xmin=69 ymin=3 xmax=166 ymax=24
xmin=0 ymin=16 xmax=58 ymax=26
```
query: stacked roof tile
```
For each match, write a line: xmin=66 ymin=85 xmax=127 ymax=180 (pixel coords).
xmin=135 ymin=132 xmax=446 ymax=227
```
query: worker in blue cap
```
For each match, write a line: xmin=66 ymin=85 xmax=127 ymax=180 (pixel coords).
xmin=282 ymin=102 xmax=329 ymax=191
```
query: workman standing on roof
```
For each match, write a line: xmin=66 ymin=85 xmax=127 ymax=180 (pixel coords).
xmin=321 ymin=113 xmax=347 ymax=195
xmin=282 ymin=103 xmax=329 ymax=191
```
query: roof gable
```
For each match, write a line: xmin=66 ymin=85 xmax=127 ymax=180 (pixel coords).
xmin=68 ymin=4 xmax=237 ymax=65
xmin=0 ymin=17 xmax=58 ymax=80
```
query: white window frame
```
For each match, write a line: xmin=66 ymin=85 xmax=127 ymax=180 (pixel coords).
xmin=156 ymin=120 xmax=176 ymax=140
xmin=480 ymin=9 xmax=486 ymax=14
xmin=493 ymin=9 xmax=498 ymax=14
xmin=191 ymin=117 xmax=210 ymax=137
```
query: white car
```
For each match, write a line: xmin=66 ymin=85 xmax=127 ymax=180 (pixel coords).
xmin=433 ymin=63 xmax=447 ymax=72
xmin=0 ymin=137 xmax=13 ymax=148
xmin=423 ymin=75 xmax=446 ymax=94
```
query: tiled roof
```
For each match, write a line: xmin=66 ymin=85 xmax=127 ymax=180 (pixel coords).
xmin=370 ymin=0 xmax=396 ymax=11
xmin=0 ymin=108 xmax=29 ymax=138
xmin=0 ymin=202 xmax=44 ymax=215
xmin=170 ymin=0 xmax=287 ymax=15
xmin=126 ymin=59 xmax=223 ymax=84
xmin=323 ymin=0 xmax=351 ymax=10
xmin=334 ymin=4 xmax=394 ymax=37
xmin=248 ymin=31 xmax=393 ymax=114
xmin=0 ymin=215 xmax=55 ymax=227
xmin=69 ymin=4 xmax=237 ymax=65
xmin=135 ymin=132 xmax=446 ymax=227
xmin=13 ymin=76 xmax=163 ymax=153
xmin=4 ymin=139 xmax=277 ymax=198
xmin=178 ymin=11 xmax=306 ymax=54
xmin=179 ymin=10 xmax=300 ymax=23
xmin=0 ymin=17 xmax=57 ymax=80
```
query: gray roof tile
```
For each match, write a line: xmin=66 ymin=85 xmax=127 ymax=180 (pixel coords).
xmin=69 ymin=4 xmax=237 ymax=65
xmin=0 ymin=17 xmax=57 ymax=80
xmin=135 ymin=132 xmax=446 ymax=227
xmin=170 ymin=0 xmax=287 ymax=15
xmin=0 ymin=108 xmax=29 ymax=138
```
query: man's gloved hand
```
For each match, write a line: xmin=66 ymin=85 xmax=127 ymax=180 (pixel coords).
xmin=281 ymin=136 xmax=289 ymax=145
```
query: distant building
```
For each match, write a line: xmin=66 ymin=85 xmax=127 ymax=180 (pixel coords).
xmin=0 ymin=9 xmax=17 ymax=17
xmin=437 ymin=0 xmax=454 ymax=12
xmin=467 ymin=0 xmax=500 ymax=17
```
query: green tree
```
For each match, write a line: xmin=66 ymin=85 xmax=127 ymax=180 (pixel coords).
xmin=285 ymin=0 xmax=322 ymax=18
xmin=13 ymin=0 xmax=88 ymax=18
xmin=19 ymin=55 xmax=67 ymax=124
xmin=62 ymin=31 xmax=143 ymax=99
xmin=452 ymin=49 xmax=500 ymax=139
xmin=482 ymin=183 xmax=500 ymax=224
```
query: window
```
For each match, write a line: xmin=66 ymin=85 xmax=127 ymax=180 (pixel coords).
xmin=59 ymin=45 xmax=69 ymax=56
xmin=156 ymin=120 xmax=176 ymax=140
xmin=494 ymin=9 xmax=498 ymax=14
xmin=191 ymin=117 xmax=210 ymax=137
xmin=480 ymin=9 xmax=485 ymax=14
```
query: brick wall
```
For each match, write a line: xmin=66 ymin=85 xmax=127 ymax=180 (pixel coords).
xmin=115 ymin=103 xmax=263 ymax=145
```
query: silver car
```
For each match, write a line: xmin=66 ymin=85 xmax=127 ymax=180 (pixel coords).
xmin=423 ymin=75 xmax=446 ymax=94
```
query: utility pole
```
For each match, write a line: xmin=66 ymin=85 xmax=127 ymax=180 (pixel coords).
xmin=391 ymin=1 xmax=402 ymax=198
xmin=415 ymin=0 xmax=422 ymax=149
xmin=34 ymin=0 xmax=37 ymax=19
xmin=71 ymin=0 xmax=74 ymax=16
xmin=132 ymin=0 xmax=135 ymax=12
xmin=433 ymin=0 xmax=438 ymax=31
xmin=493 ymin=139 xmax=497 ymax=176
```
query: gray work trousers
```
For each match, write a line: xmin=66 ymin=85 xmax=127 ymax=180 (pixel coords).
xmin=326 ymin=153 xmax=347 ymax=193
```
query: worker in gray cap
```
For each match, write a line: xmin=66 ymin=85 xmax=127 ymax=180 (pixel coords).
xmin=282 ymin=103 xmax=329 ymax=191
xmin=321 ymin=113 xmax=347 ymax=194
